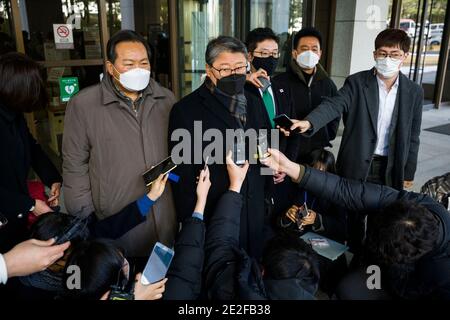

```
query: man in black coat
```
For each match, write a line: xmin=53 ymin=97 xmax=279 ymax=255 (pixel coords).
xmin=290 ymin=29 xmax=423 ymax=191
xmin=169 ymin=36 xmax=270 ymax=259
xmin=244 ymin=28 xmax=301 ymax=217
xmin=273 ymin=27 xmax=339 ymax=164
xmin=262 ymin=148 xmax=450 ymax=300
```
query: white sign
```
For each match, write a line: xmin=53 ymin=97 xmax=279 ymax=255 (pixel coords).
xmin=53 ymin=24 xmax=74 ymax=50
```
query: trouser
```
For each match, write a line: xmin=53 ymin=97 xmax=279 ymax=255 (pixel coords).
xmin=367 ymin=155 xmax=388 ymax=186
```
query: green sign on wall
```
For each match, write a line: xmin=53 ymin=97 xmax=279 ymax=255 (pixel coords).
xmin=59 ymin=77 xmax=79 ymax=102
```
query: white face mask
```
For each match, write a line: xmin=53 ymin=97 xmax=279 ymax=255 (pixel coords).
xmin=296 ymin=50 xmax=320 ymax=69
xmin=375 ymin=57 xmax=402 ymax=79
xmin=112 ymin=65 xmax=150 ymax=92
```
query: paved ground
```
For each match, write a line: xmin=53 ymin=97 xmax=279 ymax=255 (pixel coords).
xmin=329 ymin=105 xmax=450 ymax=192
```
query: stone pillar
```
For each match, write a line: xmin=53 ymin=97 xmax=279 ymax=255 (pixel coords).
xmin=330 ymin=0 xmax=389 ymax=88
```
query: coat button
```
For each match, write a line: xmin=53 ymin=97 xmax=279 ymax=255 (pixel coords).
xmin=17 ymin=213 xmax=24 ymax=219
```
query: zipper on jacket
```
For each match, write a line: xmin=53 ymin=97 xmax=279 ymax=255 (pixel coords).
xmin=307 ymin=73 xmax=314 ymax=110
xmin=132 ymin=101 xmax=138 ymax=117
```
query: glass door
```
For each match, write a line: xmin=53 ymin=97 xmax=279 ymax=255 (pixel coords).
xmin=249 ymin=0 xmax=304 ymax=73
xmin=177 ymin=0 xmax=237 ymax=97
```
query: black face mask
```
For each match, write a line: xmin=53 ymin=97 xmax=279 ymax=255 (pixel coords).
xmin=216 ymin=74 xmax=247 ymax=96
xmin=252 ymin=57 xmax=279 ymax=76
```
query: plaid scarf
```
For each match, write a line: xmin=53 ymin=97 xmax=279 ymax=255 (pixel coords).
xmin=205 ymin=77 xmax=247 ymax=128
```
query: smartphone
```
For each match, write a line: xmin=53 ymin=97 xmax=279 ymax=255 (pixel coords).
xmin=273 ymin=114 xmax=300 ymax=134
xmin=258 ymin=76 xmax=271 ymax=92
xmin=296 ymin=202 xmax=309 ymax=229
xmin=141 ymin=242 xmax=175 ymax=285
xmin=143 ymin=156 xmax=177 ymax=187
xmin=54 ymin=216 xmax=90 ymax=245
xmin=233 ymin=134 xmax=246 ymax=165
xmin=257 ymin=133 xmax=270 ymax=159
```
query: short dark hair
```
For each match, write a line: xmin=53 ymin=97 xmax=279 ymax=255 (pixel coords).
xmin=310 ymin=149 xmax=336 ymax=174
xmin=62 ymin=239 xmax=125 ymax=300
xmin=262 ymin=232 xmax=320 ymax=287
xmin=366 ymin=201 xmax=440 ymax=267
xmin=0 ymin=52 xmax=48 ymax=113
xmin=293 ymin=27 xmax=323 ymax=50
xmin=245 ymin=27 xmax=279 ymax=53
xmin=106 ymin=29 xmax=151 ymax=63
xmin=375 ymin=28 xmax=411 ymax=53
xmin=205 ymin=36 xmax=248 ymax=66
xmin=30 ymin=212 xmax=89 ymax=244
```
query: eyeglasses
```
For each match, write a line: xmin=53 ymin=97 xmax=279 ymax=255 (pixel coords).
xmin=210 ymin=64 xmax=248 ymax=77
xmin=253 ymin=50 xmax=281 ymax=58
xmin=375 ymin=51 xmax=404 ymax=60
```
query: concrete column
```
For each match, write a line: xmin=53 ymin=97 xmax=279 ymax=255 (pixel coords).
xmin=120 ymin=0 xmax=135 ymax=30
xmin=330 ymin=0 xmax=389 ymax=88
xmin=18 ymin=0 xmax=30 ymax=36
xmin=271 ymin=0 xmax=290 ymax=34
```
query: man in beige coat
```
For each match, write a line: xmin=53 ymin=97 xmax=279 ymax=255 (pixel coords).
xmin=62 ymin=30 xmax=177 ymax=257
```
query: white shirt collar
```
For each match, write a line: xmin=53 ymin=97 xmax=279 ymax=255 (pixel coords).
xmin=376 ymin=74 xmax=400 ymax=91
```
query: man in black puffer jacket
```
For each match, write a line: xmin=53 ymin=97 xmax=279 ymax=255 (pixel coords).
xmin=261 ymin=148 xmax=450 ymax=300
xmin=205 ymin=152 xmax=320 ymax=300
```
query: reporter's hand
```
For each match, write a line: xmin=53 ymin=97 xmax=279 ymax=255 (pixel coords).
xmin=285 ymin=205 xmax=300 ymax=223
xmin=403 ymin=180 xmax=414 ymax=189
xmin=291 ymin=120 xmax=312 ymax=134
xmin=273 ymin=171 xmax=286 ymax=184
xmin=277 ymin=125 xmax=291 ymax=137
xmin=47 ymin=182 xmax=61 ymax=207
xmin=147 ymin=174 xmax=169 ymax=201
xmin=226 ymin=151 xmax=249 ymax=193
xmin=3 ymin=238 xmax=70 ymax=278
xmin=260 ymin=148 xmax=300 ymax=181
xmin=32 ymin=199 xmax=53 ymax=216
xmin=246 ymin=68 xmax=269 ymax=88
xmin=134 ymin=274 xmax=167 ymax=300
xmin=194 ymin=166 xmax=211 ymax=214
xmin=301 ymin=209 xmax=317 ymax=226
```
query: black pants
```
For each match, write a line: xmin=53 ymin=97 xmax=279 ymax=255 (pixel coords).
xmin=367 ymin=155 xmax=388 ymax=186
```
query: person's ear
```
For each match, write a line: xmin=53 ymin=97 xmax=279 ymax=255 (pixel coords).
xmin=317 ymin=49 xmax=323 ymax=59
xmin=291 ymin=49 xmax=298 ymax=60
xmin=206 ymin=64 xmax=217 ymax=83
xmin=373 ymin=51 xmax=377 ymax=61
xmin=106 ymin=61 xmax=115 ymax=77
xmin=248 ymin=52 xmax=253 ymax=62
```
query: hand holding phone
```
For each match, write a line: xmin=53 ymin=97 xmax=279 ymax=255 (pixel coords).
xmin=273 ymin=114 xmax=300 ymax=134
xmin=258 ymin=76 xmax=271 ymax=92
xmin=141 ymin=242 xmax=174 ymax=285
xmin=143 ymin=157 xmax=177 ymax=187
xmin=257 ymin=133 xmax=270 ymax=160
xmin=147 ymin=173 xmax=169 ymax=201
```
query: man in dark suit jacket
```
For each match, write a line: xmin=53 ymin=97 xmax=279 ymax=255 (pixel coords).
xmin=244 ymin=28 xmax=301 ymax=217
xmin=169 ymin=36 xmax=269 ymax=259
xmin=290 ymin=29 xmax=423 ymax=191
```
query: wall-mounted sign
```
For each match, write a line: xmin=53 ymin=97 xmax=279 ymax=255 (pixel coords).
xmin=53 ymin=24 xmax=74 ymax=49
